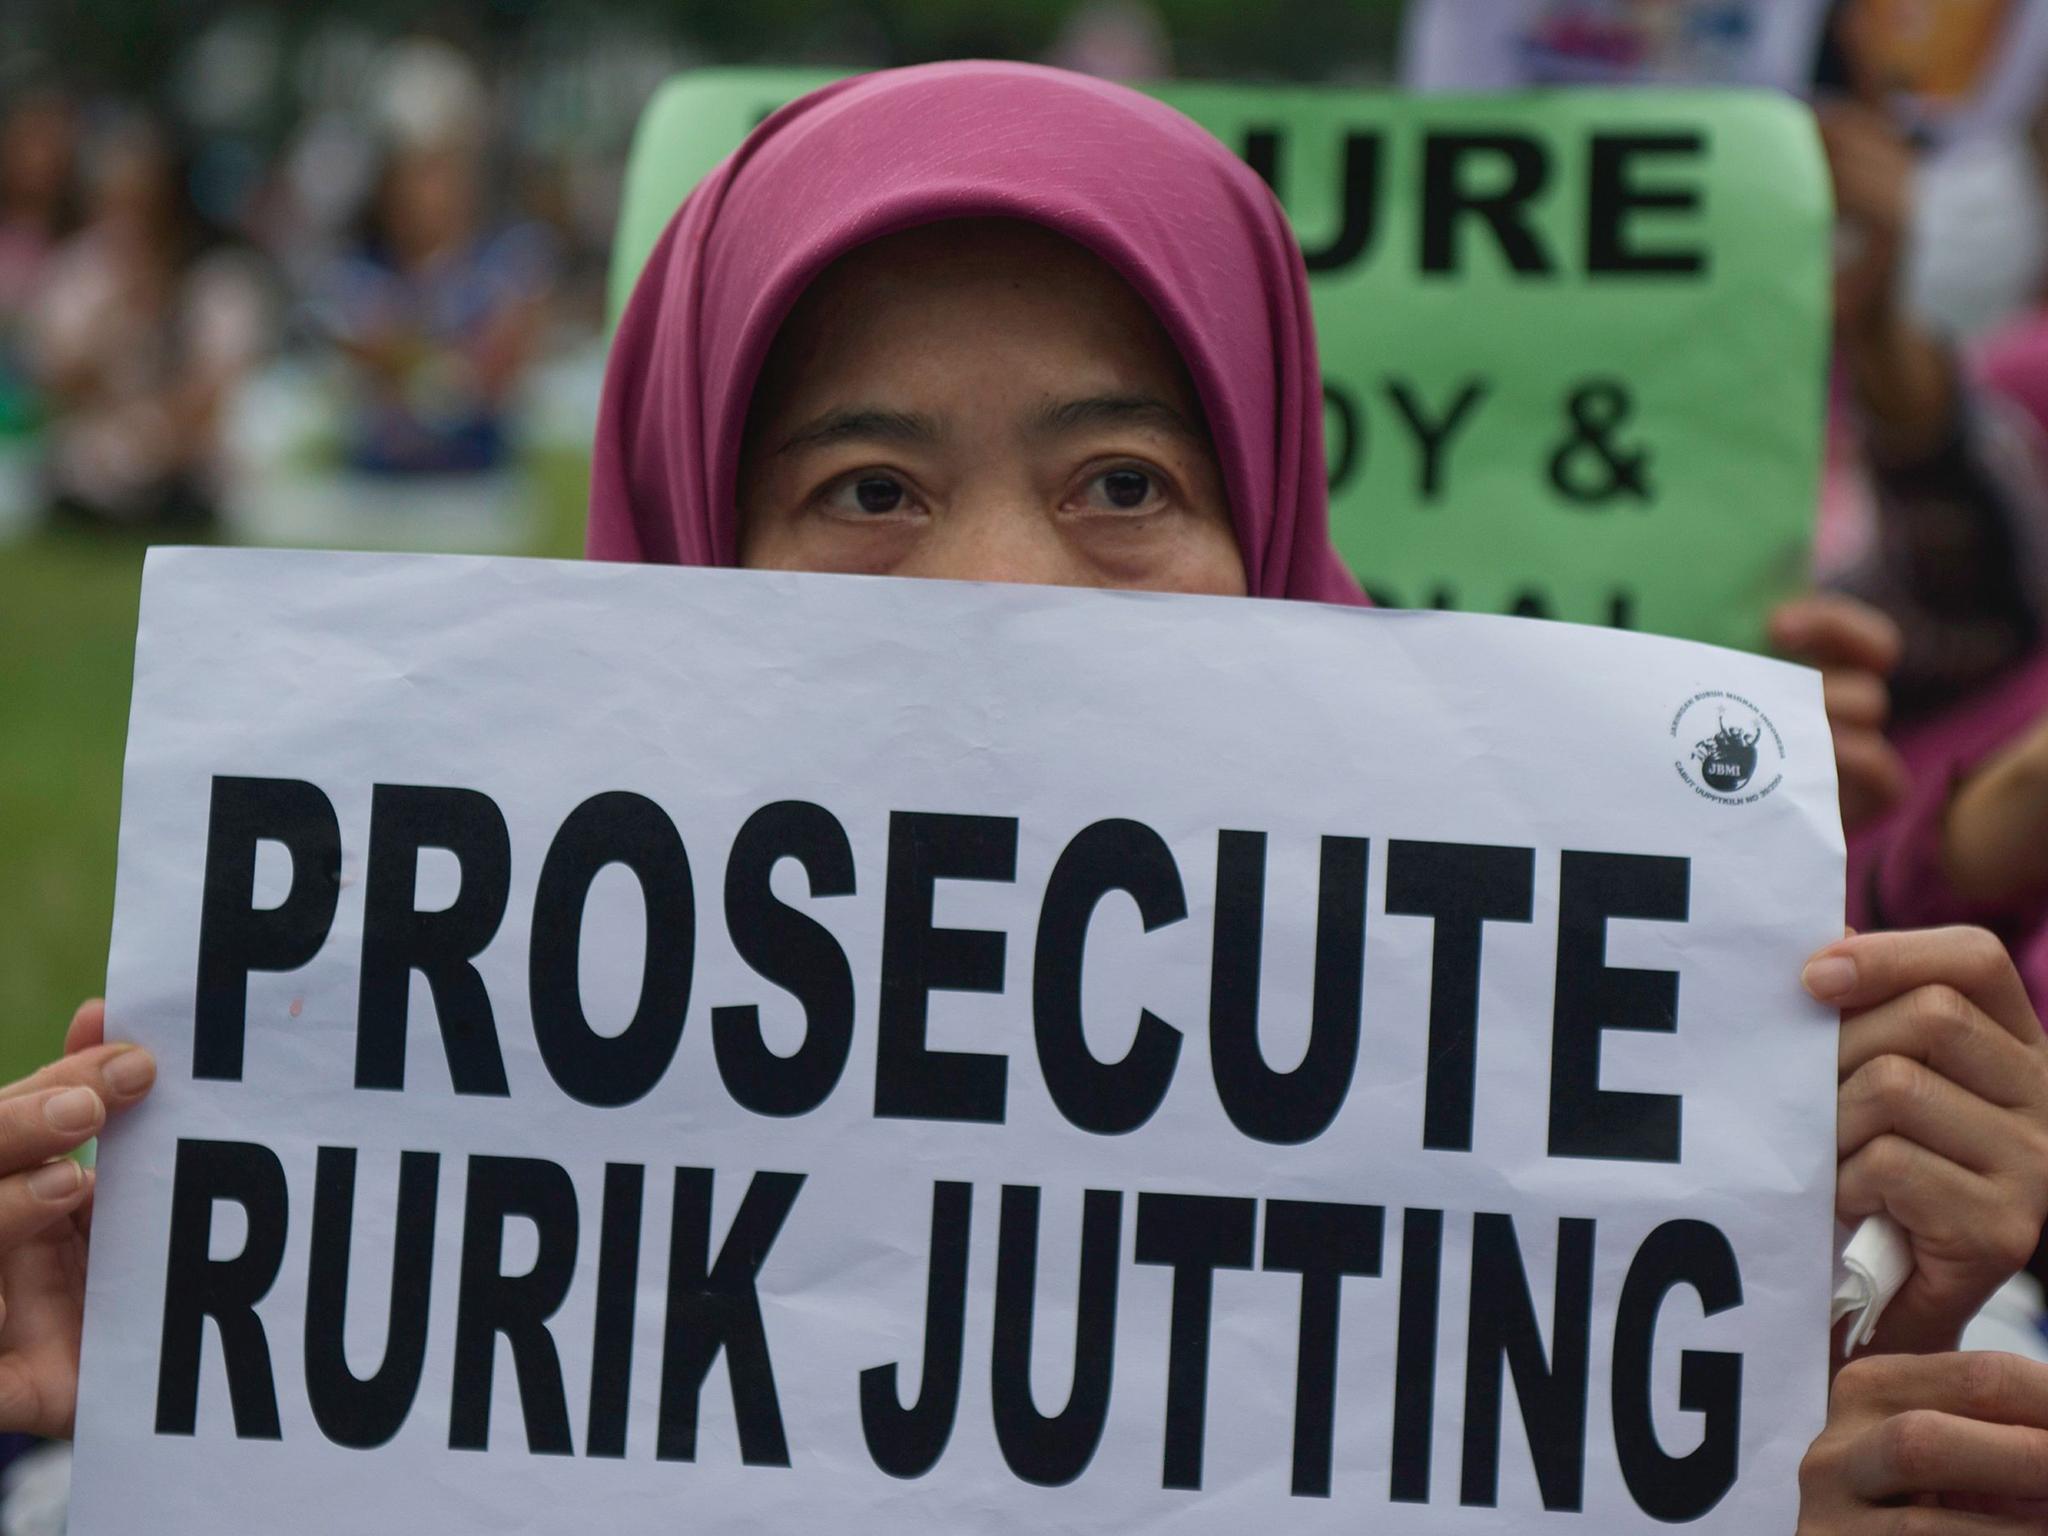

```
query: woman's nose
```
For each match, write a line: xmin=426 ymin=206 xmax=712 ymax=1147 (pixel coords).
xmin=901 ymin=500 xmax=1094 ymax=587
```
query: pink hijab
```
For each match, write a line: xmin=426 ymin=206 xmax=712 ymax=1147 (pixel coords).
xmin=587 ymin=60 xmax=1365 ymax=605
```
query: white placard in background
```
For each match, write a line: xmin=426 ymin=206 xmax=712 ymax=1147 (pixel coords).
xmin=1401 ymin=0 xmax=1833 ymax=95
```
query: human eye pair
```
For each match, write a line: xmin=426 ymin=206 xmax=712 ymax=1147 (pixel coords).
xmin=812 ymin=461 xmax=1174 ymax=521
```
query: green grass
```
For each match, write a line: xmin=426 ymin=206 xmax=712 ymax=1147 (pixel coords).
xmin=0 ymin=451 xmax=590 ymax=1087
xmin=0 ymin=525 xmax=153 ymax=1081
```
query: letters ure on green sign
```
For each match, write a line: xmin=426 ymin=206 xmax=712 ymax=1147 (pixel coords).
xmin=610 ymin=72 xmax=1829 ymax=651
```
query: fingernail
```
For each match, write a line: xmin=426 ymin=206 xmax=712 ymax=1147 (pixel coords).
xmin=27 ymin=1161 xmax=81 ymax=1202
xmin=43 ymin=1087 xmax=101 ymax=1135
xmin=102 ymin=1048 xmax=155 ymax=1098
xmin=1804 ymin=955 xmax=1859 ymax=1000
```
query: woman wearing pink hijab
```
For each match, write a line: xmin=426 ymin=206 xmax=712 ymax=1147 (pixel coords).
xmin=588 ymin=63 xmax=1357 ymax=604
xmin=7 ymin=62 xmax=2048 ymax=1525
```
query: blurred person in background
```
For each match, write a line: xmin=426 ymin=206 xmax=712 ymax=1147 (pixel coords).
xmin=1401 ymin=0 xmax=1836 ymax=93
xmin=0 ymin=85 xmax=75 ymax=535
xmin=1819 ymin=26 xmax=2048 ymax=1042
xmin=1972 ymin=96 xmax=2048 ymax=451
xmin=0 ymin=88 xmax=75 ymax=439
xmin=1820 ymin=92 xmax=2048 ymax=717
xmin=25 ymin=118 xmax=265 ymax=528
xmin=1819 ymin=0 xmax=2048 ymax=339
xmin=1047 ymin=0 xmax=1173 ymax=81
xmin=305 ymin=42 xmax=554 ymax=484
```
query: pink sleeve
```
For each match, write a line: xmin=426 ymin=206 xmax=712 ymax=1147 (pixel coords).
xmin=1854 ymin=762 xmax=2037 ymax=931
xmin=1975 ymin=314 xmax=2048 ymax=444
xmin=1850 ymin=652 xmax=2048 ymax=937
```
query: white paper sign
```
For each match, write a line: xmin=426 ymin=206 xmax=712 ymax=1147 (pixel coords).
xmin=1401 ymin=0 xmax=2048 ymax=151
xmin=1401 ymin=0 xmax=1832 ymax=95
xmin=73 ymin=548 xmax=1843 ymax=1533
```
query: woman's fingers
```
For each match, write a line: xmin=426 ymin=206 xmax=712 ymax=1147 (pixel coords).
xmin=0 ymin=1044 xmax=155 ymax=1115
xmin=0 ymin=1085 xmax=104 ymax=1247
xmin=1810 ymin=632 xmax=1907 ymax=831
xmin=1770 ymin=592 xmax=1905 ymax=676
xmin=0 ymin=1364 xmax=59 ymax=1445
xmin=1836 ymin=1132 xmax=2044 ymax=1304
xmin=1837 ymin=1350 xmax=2048 ymax=1428
xmin=1828 ymin=1354 xmax=2048 ymax=1504
xmin=1834 ymin=726 xmax=1911 ymax=832
xmin=0 ymin=1161 xmax=94 ymax=1254
xmin=1801 ymin=1355 xmax=2048 ymax=1528
xmin=1824 ymin=669 xmax=1892 ymax=731
xmin=1847 ymin=1412 xmax=2048 ymax=1504
xmin=1838 ymin=1054 xmax=2035 ymax=1176
xmin=64 ymin=1000 xmax=104 ymax=1057
xmin=1824 ymin=937 xmax=2048 ymax=1350
xmin=1836 ymin=1132 xmax=2004 ymax=1242
xmin=1807 ymin=928 xmax=2041 ymax=1046
xmin=0 ymin=1087 xmax=105 ymax=1182
xmin=1838 ymin=977 xmax=2046 ymax=1109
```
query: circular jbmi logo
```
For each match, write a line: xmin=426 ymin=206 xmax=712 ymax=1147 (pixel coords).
xmin=1671 ymin=690 xmax=1784 ymax=805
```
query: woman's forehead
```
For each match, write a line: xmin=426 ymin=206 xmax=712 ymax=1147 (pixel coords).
xmin=799 ymin=220 xmax=1154 ymax=329
xmin=755 ymin=219 xmax=1203 ymax=420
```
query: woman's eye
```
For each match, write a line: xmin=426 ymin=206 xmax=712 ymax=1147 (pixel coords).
xmin=1080 ymin=466 xmax=1165 ymax=514
xmin=824 ymin=474 xmax=911 ymax=517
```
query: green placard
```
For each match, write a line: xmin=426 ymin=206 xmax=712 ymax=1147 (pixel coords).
xmin=611 ymin=72 xmax=1830 ymax=651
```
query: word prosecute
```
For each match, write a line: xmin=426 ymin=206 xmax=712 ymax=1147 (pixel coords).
xmin=159 ymin=1148 xmax=1739 ymax=1521
xmin=195 ymin=775 xmax=1692 ymax=1161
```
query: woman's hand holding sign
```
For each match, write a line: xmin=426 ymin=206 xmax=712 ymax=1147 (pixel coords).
xmin=1798 ymin=1352 xmax=2048 ymax=1531
xmin=0 ymin=1001 xmax=153 ymax=1437
xmin=1809 ymin=927 xmax=2048 ymax=1356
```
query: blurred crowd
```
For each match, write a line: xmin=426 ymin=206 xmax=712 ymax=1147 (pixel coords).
xmin=11 ymin=15 xmax=2048 ymax=1022
xmin=0 ymin=31 xmax=656 ymax=551
xmin=4 ymin=2 xmax=2048 ymax=561
xmin=0 ymin=10 xmax=1202 ymax=554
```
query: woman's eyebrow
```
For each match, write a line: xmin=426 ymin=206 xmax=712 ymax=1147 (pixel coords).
xmin=770 ymin=407 xmax=946 ymax=457
xmin=1030 ymin=393 xmax=1205 ymax=442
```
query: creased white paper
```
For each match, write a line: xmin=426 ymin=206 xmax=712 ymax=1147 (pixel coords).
xmin=70 ymin=549 xmax=1846 ymax=1535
